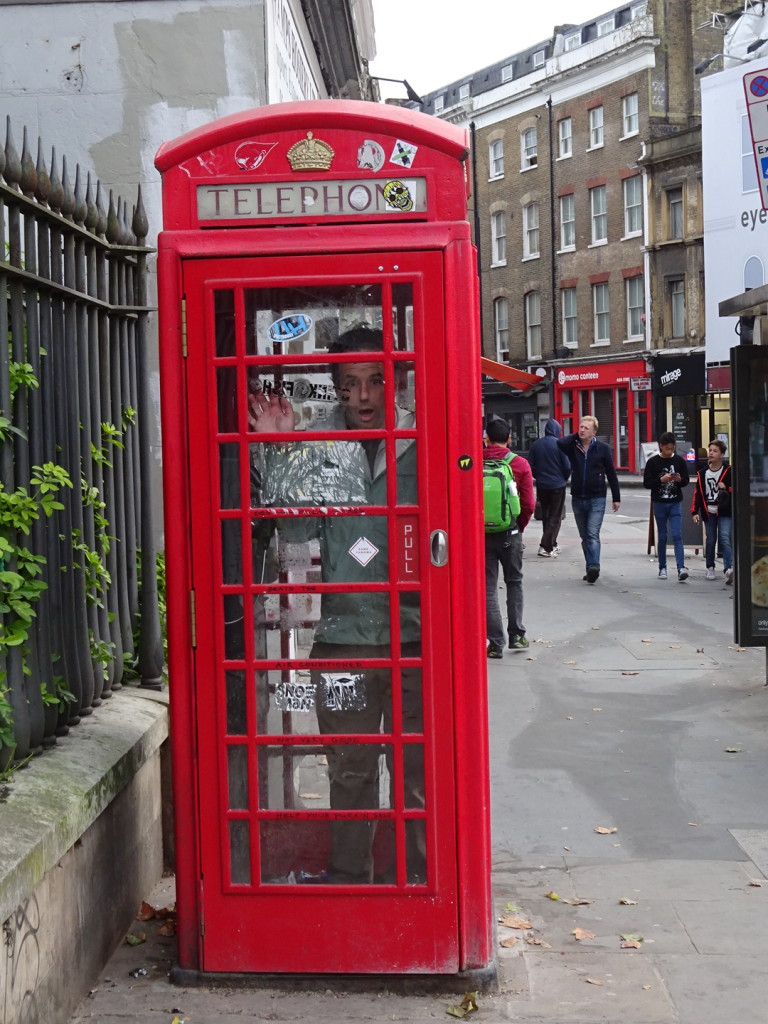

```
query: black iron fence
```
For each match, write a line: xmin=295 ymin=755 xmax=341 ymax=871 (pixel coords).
xmin=0 ymin=116 xmax=163 ymax=767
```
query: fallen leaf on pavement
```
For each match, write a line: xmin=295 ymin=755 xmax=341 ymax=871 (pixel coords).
xmin=641 ymin=638 xmax=654 ymax=643
xmin=136 ymin=902 xmax=155 ymax=921
xmin=592 ymin=626 xmax=600 ymax=630
xmin=622 ymin=671 xmax=639 ymax=676
xmin=594 ymin=826 xmax=618 ymax=834
xmin=527 ymin=656 xmax=538 ymax=661
xmin=504 ymin=903 xmax=523 ymax=912
xmin=499 ymin=915 xmax=532 ymax=930
xmin=592 ymin=707 xmax=602 ymax=712
xmin=669 ymin=644 xmax=681 ymax=649
xmin=724 ymin=747 xmax=742 ymax=753
xmin=527 ymin=937 xmax=552 ymax=948
xmin=688 ymin=822 xmax=698 ymax=827
xmin=620 ymin=933 xmax=644 ymax=948
xmin=124 ymin=932 xmax=146 ymax=946
xmin=749 ymin=880 xmax=763 ymax=887
xmin=618 ymin=898 xmax=638 ymax=905
xmin=566 ymin=716 xmax=574 ymax=720
xmin=572 ymin=928 xmax=596 ymax=940
xmin=446 ymin=991 xmax=479 ymax=1018
xmin=545 ymin=891 xmax=561 ymax=900
xmin=563 ymin=660 xmax=576 ymax=665
xmin=499 ymin=936 xmax=518 ymax=948
xmin=158 ymin=919 xmax=177 ymax=936
xmin=642 ymin=985 xmax=652 ymax=990
xmin=696 ymin=648 xmax=704 ymax=653
xmin=585 ymin=977 xmax=604 ymax=986
xmin=564 ymin=898 xmax=593 ymax=906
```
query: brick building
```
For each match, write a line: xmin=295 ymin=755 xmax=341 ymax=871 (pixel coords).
xmin=424 ymin=0 xmax=721 ymax=469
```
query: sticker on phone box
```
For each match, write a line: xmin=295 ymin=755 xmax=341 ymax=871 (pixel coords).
xmin=268 ymin=314 xmax=313 ymax=342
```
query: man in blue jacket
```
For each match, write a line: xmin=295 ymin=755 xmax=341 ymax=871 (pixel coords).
xmin=528 ymin=418 xmax=571 ymax=557
xmin=557 ymin=415 xmax=621 ymax=583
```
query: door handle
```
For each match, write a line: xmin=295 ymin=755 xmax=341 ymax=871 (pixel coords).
xmin=430 ymin=529 xmax=448 ymax=567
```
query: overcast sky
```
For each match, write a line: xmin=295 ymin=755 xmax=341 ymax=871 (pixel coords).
xmin=368 ymin=0 xmax=619 ymax=96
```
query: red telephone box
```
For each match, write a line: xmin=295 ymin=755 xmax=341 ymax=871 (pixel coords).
xmin=155 ymin=101 xmax=491 ymax=978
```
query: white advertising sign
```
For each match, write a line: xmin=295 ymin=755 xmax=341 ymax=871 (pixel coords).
xmin=743 ymin=68 xmax=768 ymax=210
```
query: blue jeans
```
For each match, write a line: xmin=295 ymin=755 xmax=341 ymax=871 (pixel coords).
xmin=705 ymin=514 xmax=732 ymax=572
xmin=653 ymin=501 xmax=685 ymax=571
xmin=571 ymin=496 xmax=607 ymax=571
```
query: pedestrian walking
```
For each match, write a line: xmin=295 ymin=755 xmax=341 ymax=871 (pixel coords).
xmin=556 ymin=415 xmax=621 ymax=584
xmin=643 ymin=431 xmax=690 ymax=582
xmin=483 ymin=419 xmax=535 ymax=657
xmin=691 ymin=439 xmax=733 ymax=584
xmin=528 ymin=418 xmax=571 ymax=557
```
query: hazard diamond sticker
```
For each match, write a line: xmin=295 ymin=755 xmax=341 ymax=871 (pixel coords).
xmin=348 ymin=537 xmax=379 ymax=566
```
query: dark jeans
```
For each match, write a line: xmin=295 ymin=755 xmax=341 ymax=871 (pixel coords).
xmin=537 ymin=486 xmax=566 ymax=552
xmin=311 ymin=641 xmax=425 ymax=884
xmin=571 ymin=495 xmax=607 ymax=571
xmin=653 ymin=500 xmax=685 ymax=571
xmin=485 ymin=530 xmax=524 ymax=648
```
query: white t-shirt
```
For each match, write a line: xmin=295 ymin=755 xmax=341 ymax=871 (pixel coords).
xmin=705 ymin=466 xmax=723 ymax=514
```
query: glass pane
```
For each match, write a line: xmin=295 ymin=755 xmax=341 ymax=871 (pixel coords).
xmin=228 ymin=745 xmax=249 ymax=809
xmin=221 ymin=519 xmax=242 ymax=584
xmin=392 ymin=283 xmax=414 ymax=350
xmin=229 ymin=820 xmax=251 ymax=884
xmin=258 ymin=743 xmax=393 ymax=811
xmin=223 ymin=594 xmax=245 ymax=661
xmin=244 ymin=284 xmax=382 ymax=357
xmin=259 ymin=819 xmax=397 ymax=885
xmin=215 ymin=289 xmax=236 ymax=358
xmin=219 ymin=443 xmax=240 ymax=509
xmin=393 ymin=361 xmax=416 ymax=424
xmin=226 ymin=669 xmax=247 ymax=734
xmin=217 ymin=365 xmax=241 ymax=433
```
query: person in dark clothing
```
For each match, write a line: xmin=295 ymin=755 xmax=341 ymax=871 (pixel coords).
xmin=557 ymin=415 xmax=621 ymax=584
xmin=528 ymin=418 xmax=571 ymax=557
xmin=691 ymin=438 xmax=733 ymax=583
xmin=483 ymin=418 xmax=535 ymax=656
xmin=643 ymin=431 xmax=690 ymax=582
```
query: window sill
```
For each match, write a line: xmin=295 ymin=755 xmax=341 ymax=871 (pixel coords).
xmin=562 ymin=342 xmax=579 ymax=351
xmin=556 ymin=153 xmax=572 ymax=161
xmin=488 ymin=174 xmax=504 ymax=182
xmin=527 ymin=353 xmax=543 ymax=362
xmin=521 ymin=254 xmax=541 ymax=262
xmin=588 ymin=239 xmax=608 ymax=248
xmin=620 ymin=232 xmax=643 ymax=241
xmin=586 ymin=143 xmax=604 ymax=152
xmin=619 ymin=131 xmax=639 ymax=141
xmin=520 ymin=164 xmax=538 ymax=173
xmin=623 ymin=335 xmax=644 ymax=344
xmin=557 ymin=246 xmax=576 ymax=254
xmin=590 ymin=340 xmax=611 ymax=347
xmin=490 ymin=260 xmax=508 ymax=268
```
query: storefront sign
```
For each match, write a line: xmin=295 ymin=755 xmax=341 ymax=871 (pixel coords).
xmin=555 ymin=359 xmax=646 ymax=389
xmin=653 ymin=353 xmax=705 ymax=396
xmin=630 ymin=376 xmax=652 ymax=391
xmin=197 ymin=177 xmax=427 ymax=220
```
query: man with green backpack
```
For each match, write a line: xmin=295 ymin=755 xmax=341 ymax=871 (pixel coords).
xmin=483 ymin=418 xmax=535 ymax=658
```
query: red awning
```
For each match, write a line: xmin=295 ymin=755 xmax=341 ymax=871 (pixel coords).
xmin=480 ymin=357 xmax=542 ymax=391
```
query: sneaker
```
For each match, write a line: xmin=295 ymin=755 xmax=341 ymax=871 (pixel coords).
xmin=538 ymin=546 xmax=550 ymax=557
xmin=706 ymin=567 xmax=716 ymax=580
xmin=678 ymin=567 xmax=688 ymax=582
xmin=658 ymin=568 xmax=668 ymax=580
xmin=487 ymin=644 xmax=504 ymax=659
xmin=509 ymin=634 xmax=530 ymax=651
xmin=725 ymin=567 xmax=734 ymax=585
xmin=584 ymin=567 xmax=600 ymax=584
xmin=551 ymin=546 xmax=561 ymax=557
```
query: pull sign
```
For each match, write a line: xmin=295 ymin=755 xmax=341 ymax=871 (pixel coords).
xmin=397 ymin=516 xmax=419 ymax=582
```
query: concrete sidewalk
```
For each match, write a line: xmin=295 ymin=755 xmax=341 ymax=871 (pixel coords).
xmin=71 ymin=509 xmax=768 ymax=1023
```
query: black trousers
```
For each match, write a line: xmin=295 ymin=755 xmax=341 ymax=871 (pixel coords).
xmin=537 ymin=486 xmax=566 ymax=552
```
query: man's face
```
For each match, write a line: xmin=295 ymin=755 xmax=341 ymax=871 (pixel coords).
xmin=336 ymin=362 xmax=386 ymax=429
xmin=578 ymin=419 xmax=596 ymax=443
xmin=659 ymin=442 xmax=676 ymax=459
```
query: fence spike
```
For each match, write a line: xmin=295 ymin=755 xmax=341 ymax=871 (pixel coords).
xmin=35 ymin=138 xmax=51 ymax=205
xmin=133 ymin=185 xmax=148 ymax=244
xmin=95 ymin=181 xmax=108 ymax=237
xmin=73 ymin=164 xmax=87 ymax=225
xmin=21 ymin=125 xmax=38 ymax=197
xmin=106 ymin=190 xmax=119 ymax=243
xmin=60 ymin=155 xmax=76 ymax=219
xmin=85 ymin=172 xmax=98 ymax=233
xmin=49 ymin=146 xmax=64 ymax=212
xmin=4 ymin=116 xmax=22 ymax=189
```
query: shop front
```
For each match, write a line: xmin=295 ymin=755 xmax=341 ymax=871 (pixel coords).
xmin=652 ymin=352 xmax=707 ymax=458
xmin=553 ymin=358 xmax=650 ymax=472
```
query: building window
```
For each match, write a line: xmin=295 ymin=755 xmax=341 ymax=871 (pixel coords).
xmin=670 ymin=278 xmax=685 ymax=337
xmin=565 ymin=33 xmax=580 ymax=50
xmin=593 ymin=282 xmax=610 ymax=342
xmin=489 ymin=139 xmax=504 ymax=178
xmin=521 ymin=126 xmax=538 ymax=169
xmin=597 ymin=15 xmax=614 ymax=34
xmin=745 ymin=255 xmax=764 ymax=290
xmin=558 ymin=117 xmax=572 ymax=158
xmin=622 ymin=93 xmax=639 ymax=136
xmin=632 ymin=2 xmax=648 ymax=17
xmin=562 ymin=287 xmax=578 ymax=348
xmin=533 ymin=49 xmax=546 ymax=68
xmin=589 ymin=106 xmax=604 ymax=148
xmin=525 ymin=292 xmax=542 ymax=359
xmin=590 ymin=185 xmax=607 ymax=243
xmin=502 ymin=64 xmax=513 ymax=82
xmin=623 ymin=176 xmax=643 ymax=236
xmin=667 ymin=187 xmax=683 ymax=239
xmin=494 ymin=297 xmax=509 ymax=361
xmin=742 ymin=115 xmax=758 ymax=193
xmin=459 ymin=83 xmax=470 ymax=101
xmin=523 ymin=202 xmax=540 ymax=258
xmin=559 ymin=194 xmax=576 ymax=249
xmin=434 ymin=96 xmax=444 ymax=114
xmin=491 ymin=211 xmax=506 ymax=264
xmin=626 ymin=275 xmax=644 ymax=338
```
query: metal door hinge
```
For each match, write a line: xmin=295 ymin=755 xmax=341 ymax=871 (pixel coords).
xmin=190 ymin=589 xmax=197 ymax=648
xmin=181 ymin=296 xmax=188 ymax=357
xmin=199 ymin=877 xmax=205 ymax=936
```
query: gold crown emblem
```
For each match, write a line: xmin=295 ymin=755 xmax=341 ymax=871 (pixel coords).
xmin=286 ymin=131 xmax=334 ymax=172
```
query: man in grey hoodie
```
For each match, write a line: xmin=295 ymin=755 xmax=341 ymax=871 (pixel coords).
xmin=528 ymin=419 xmax=571 ymax=557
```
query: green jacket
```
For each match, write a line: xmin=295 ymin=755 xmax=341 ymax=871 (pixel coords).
xmin=260 ymin=406 xmax=418 ymax=647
